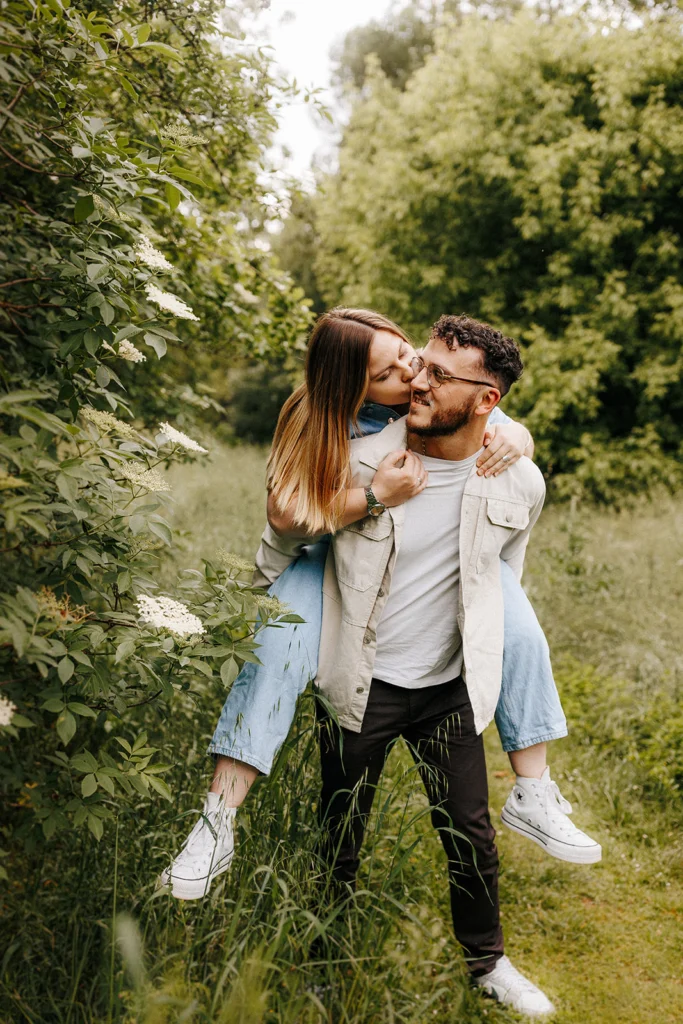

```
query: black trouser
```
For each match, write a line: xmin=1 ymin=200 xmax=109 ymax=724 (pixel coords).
xmin=318 ymin=676 xmax=504 ymax=975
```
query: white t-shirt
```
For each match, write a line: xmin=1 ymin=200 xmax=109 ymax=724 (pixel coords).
xmin=372 ymin=449 xmax=481 ymax=689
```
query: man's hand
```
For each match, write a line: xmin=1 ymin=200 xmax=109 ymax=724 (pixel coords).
xmin=371 ymin=450 xmax=428 ymax=507
xmin=477 ymin=423 xmax=533 ymax=478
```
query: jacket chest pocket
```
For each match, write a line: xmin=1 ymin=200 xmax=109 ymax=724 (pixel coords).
xmin=334 ymin=514 xmax=393 ymax=592
xmin=476 ymin=497 xmax=530 ymax=573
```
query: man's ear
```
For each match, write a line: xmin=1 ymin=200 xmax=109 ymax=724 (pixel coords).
xmin=474 ymin=387 xmax=501 ymax=417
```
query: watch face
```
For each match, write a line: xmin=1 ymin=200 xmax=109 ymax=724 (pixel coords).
xmin=369 ymin=504 xmax=384 ymax=517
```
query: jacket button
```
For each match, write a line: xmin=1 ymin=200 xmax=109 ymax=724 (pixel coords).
xmin=506 ymin=512 xmax=513 ymax=522
xmin=363 ymin=633 xmax=372 ymax=645
xmin=378 ymin=588 xmax=385 ymax=598
xmin=356 ymin=686 xmax=364 ymax=694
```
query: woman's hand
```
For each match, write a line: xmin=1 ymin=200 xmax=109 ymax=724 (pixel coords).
xmin=371 ymin=450 xmax=428 ymax=506
xmin=476 ymin=423 xmax=533 ymax=477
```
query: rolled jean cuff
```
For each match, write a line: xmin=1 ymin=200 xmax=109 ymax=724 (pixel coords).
xmin=499 ymin=723 xmax=568 ymax=755
xmin=206 ymin=743 xmax=272 ymax=776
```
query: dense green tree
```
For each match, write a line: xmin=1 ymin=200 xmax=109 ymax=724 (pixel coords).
xmin=315 ymin=12 xmax=683 ymax=502
xmin=0 ymin=0 xmax=309 ymax=851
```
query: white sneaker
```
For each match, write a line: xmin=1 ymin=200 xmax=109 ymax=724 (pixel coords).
xmin=475 ymin=955 xmax=554 ymax=1018
xmin=501 ymin=768 xmax=602 ymax=864
xmin=158 ymin=793 xmax=236 ymax=900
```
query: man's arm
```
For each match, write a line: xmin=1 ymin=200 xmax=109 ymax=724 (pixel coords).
xmin=498 ymin=476 xmax=546 ymax=583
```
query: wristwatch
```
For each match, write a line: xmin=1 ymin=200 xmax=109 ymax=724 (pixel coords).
xmin=365 ymin=486 xmax=387 ymax=518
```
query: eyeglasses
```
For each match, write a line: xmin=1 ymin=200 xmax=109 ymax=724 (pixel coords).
xmin=410 ymin=355 xmax=497 ymax=391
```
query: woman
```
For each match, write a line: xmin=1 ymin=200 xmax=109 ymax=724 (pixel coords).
xmin=160 ymin=308 xmax=600 ymax=900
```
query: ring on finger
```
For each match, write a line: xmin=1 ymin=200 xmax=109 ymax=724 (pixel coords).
xmin=502 ymin=454 xmax=511 ymax=463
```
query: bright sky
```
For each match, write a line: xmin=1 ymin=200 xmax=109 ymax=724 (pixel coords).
xmin=251 ymin=0 xmax=395 ymax=184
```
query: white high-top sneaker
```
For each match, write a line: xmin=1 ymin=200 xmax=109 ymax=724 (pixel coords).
xmin=501 ymin=768 xmax=602 ymax=864
xmin=159 ymin=793 xmax=236 ymax=900
xmin=475 ymin=956 xmax=554 ymax=1018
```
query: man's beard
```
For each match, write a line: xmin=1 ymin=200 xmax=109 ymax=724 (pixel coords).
xmin=409 ymin=395 xmax=478 ymax=437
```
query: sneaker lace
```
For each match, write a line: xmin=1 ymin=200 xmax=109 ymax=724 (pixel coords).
xmin=548 ymin=779 xmax=572 ymax=816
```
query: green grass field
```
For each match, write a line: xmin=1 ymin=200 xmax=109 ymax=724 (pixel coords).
xmin=3 ymin=442 xmax=682 ymax=1023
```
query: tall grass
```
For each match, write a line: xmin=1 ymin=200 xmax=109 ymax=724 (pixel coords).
xmin=2 ymin=443 xmax=682 ymax=1023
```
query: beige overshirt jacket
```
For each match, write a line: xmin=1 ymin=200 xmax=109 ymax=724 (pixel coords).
xmin=255 ymin=416 xmax=546 ymax=736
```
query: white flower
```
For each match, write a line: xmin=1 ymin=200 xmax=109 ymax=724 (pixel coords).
xmin=82 ymin=407 xmax=138 ymax=440
xmin=118 ymin=339 xmax=147 ymax=363
xmin=145 ymin=284 xmax=199 ymax=321
xmin=217 ymin=550 xmax=255 ymax=575
xmin=136 ymin=235 xmax=174 ymax=273
xmin=119 ymin=464 xmax=170 ymax=492
xmin=158 ymin=421 xmax=208 ymax=454
xmin=0 ymin=695 xmax=17 ymax=727
xmin=160 ymin=121 xmax=204 ymax=146
xmin=136 ymin=595 xmax=206 ymax=638
xmin=256 ymin=596 xmax=291 ymax=619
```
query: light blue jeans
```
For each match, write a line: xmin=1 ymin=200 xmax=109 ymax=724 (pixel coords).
xmin=208 ymin=545 xmax=568 ymax=772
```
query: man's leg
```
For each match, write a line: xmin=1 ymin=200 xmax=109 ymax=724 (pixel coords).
xmin=404 ymin=677 xmax=503 ymax=976
xmin=318 ymin=680 xmax=407 ymax=889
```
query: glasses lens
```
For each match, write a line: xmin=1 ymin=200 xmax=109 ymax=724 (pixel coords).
xmin=410 ymin=356 xmax=423 ymax=375
xmin=429 ymin=365 xmax=446 ymax=388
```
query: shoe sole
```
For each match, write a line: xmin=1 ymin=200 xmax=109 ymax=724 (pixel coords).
xmin=500 ymin=808 xmax=602 ymax=864
xmin=158 ymin=854 xmax=234 ymax=900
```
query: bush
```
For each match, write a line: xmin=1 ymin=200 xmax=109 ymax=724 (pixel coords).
xmin=0 ymin=0 xmax=309 ymax=855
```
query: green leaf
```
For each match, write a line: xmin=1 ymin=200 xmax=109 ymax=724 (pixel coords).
xmin=68 ymin=702 xmax=97 ymax=718
xmin=81 ymin=774 xmax=98 ymax=798
xmin=136 ymin=23 xmax=151 ymax=45
xmin=58 ymin=657 xmax=75 ymax=684
xmin=220 ymin=657 xmax=239 ymax=687
xmin=74 ymin=195 xmax=95 ymax=223
xmin=117 ymin=570 xmax=132 ymax=593
xmin=144 ymin=333 xmax=167 ymax=359
xmin=99 ymin=302 xmax=115 ymax=327
xmin=118 ymin=75 xmax=138 ymax=100
xmin=165 ymin=182 xmax=181 ymax=211
xmin=115 ymin=325 xmax=143 ymax=341
xmin=115 ymin=639 xmax=136 ymax=664
xmin=96 ymin=771 xmax=116 ymax=795
xmin=10 ymin=714 xmax=35 ymax=728
xmin=148 ymin=519 xmax=172 ymax=545
xmin=87 ymin=814 xmax=103 ymax=841
xmin=56 ymin=709 xmax=77 ymax=746
xmin=138 ymin=41 xmax=182 ymax=61
xmin=71 ymin=751 xmax=99 ymax=773
xmin=96 ymin=365 xmax=111 ymax=388
xmin=168 ymin=165 xmax=206 ymax=187
xmin=42 ymin=698 xmax=66 ymax=713
xmin=146 ymin=774 xmax=172 ymax=800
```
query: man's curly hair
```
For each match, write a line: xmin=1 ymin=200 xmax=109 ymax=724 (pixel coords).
xmin=430 ymin=314 xmax=523 ymax=396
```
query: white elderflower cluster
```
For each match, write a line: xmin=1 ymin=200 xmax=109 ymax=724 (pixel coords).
xmin=160 ymin=121 xmax=204 ymax=146
xmin=158 ymin=421 xmax=208 ymax=454
xmin=256 ymin=595 xmax=291 ymax=620
xmin=217 ymin=550 xmax=255 ymax=575
xmin=0 ymin=695 xmax=17 ymax=728
xmin=145 ymin=284 xmax=199 ymax=321
xmin=136 ymin=595 xmax=206 ymax=638
xmin=119 ymin=464 xmax=170 ymax=492
xmin=82 ymin=407 xmax=138 ymax=440
xmin=136 ymin=235 xmax=174 ymax=273
xmin=118 ymin=338 xmax=147 ymax=363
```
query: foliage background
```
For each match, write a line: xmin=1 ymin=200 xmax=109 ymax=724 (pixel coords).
xmin=2 ymin=1 xmax=683 ymax=1022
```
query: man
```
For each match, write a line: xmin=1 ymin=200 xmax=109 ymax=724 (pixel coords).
xmin=290 ymin=315 xmax=555 ymax=1016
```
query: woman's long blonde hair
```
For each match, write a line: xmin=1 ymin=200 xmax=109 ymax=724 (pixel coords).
xmin=268 ymin=307 xmax=411 ymax=535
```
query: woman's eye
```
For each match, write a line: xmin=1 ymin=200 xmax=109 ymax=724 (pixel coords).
xmin=376 ymin=372 xmax=390 ymax=383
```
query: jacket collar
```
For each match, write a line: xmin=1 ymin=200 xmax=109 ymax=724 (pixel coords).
xmin=355 ymin=416 xmax=409 ymax=471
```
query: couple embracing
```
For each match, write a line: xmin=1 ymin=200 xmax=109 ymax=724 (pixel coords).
xmin=160 ymin=309 xmax=601 ymax=1018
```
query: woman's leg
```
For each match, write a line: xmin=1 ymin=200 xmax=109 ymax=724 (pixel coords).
xmin=496 ymin=560 xmax=601 ymax=863
xmin=160 ymin=541 xmax=328 ymax=898
xmin=507 ymin=742 xmax=547 ymax=781
xmin=210 ymin=756 xmax=259 ymax=807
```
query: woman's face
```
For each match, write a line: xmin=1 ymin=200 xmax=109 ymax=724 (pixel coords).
xmin=365 ymin=330 xmax=416 ymax=408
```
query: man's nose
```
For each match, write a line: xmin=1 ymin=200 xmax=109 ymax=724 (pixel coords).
xmin=411 ymin=366 xmax=430 ymax=391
